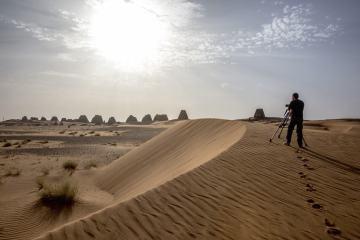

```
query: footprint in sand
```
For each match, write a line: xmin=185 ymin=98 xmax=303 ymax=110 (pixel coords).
xmin=325 ymin=219 xmax=341 ymax=236
xmin=298 ymin=172 xmax=307 ymax=179
xmin=303 ymin=164 xmax=315 ymax=171
xmin=306 ymin=183 xmax=316 ymax=192
xmin=301 ymin=157 xmax=309 ymax=162
xmin=312 ymin=203 xmax=322 ymax=209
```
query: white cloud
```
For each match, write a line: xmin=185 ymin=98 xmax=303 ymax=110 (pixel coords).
xmin=231 ymin=4 xmax=340 ymax=53
xmin=0 ymin=2 xmax=341 ymax=69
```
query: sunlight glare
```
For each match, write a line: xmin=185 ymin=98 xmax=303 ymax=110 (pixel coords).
xmin=89 ymin=0 xmax=168 ymax=72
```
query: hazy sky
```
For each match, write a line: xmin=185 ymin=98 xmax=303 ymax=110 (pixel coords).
xmin=0 ymin=0 xmax=359 ymax=121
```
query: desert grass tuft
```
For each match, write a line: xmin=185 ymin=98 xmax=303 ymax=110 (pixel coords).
xmin=2 ymin=142 xmax=11 ymax=147
xmin=38 ymin=179 xmax=78 ymax=205
xmin=62 ymin=160 xmax=78 ymax=171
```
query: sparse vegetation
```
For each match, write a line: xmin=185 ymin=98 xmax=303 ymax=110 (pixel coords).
xmin=59 ymin=130 xmax=66 ymax=134
xmin=95 ymin=133 xmax=100 ymax=136
xmin=38 ymin=179 xmax=78 ymax=205
xmin=62 ymin=160 xmax=78 ymax=171
xmin=5 ymin=167 xmax=21 ymax=177
xmin=2 ymin=142 xmax=11 ymax=147
xmin=39 ymin=140 xmax=49 ymax=144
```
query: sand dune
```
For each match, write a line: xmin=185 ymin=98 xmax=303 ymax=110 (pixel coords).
xmin=1 ymin=119 xmax=360 ymax=240
xmin=31 ymin=119 xmax=360 ymax=240
xmin=95 ymin=119 xmax=246 ymax=201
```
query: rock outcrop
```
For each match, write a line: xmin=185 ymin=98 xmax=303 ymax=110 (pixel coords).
xmin=126 ymin=115 xmax=138 ymax=124
xmin=91 ymin=115 xmax=104 ymax=125
xmin=141 ymin=114 xmax=152 ymax=124
xmin=107 ymin=117 xmax=117 ymax=125
xmin=78 ymin=115 xmax=89 ymax=123
xmin=154 ymin=114 xmax=168 ymax=122
xmin=178 ymin=110 xmax=189 ymax=120
xmin=254 ymin=109 xmax=265 ymax=120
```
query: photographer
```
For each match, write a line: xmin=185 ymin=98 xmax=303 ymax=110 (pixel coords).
xmin=284 ymin=93 xmax=304 ymax=148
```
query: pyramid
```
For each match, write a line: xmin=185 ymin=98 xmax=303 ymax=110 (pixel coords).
xmin=178 ymin=110 xmax=189 ymax=120
xmin=254 ymin=109 xmax=265 ymax=119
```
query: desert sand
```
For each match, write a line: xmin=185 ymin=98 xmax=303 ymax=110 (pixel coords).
xmin=0 ymin=118 xmax=359 ymax=240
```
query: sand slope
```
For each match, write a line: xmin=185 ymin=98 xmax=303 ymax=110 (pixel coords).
xmin=33 ymin=119 xmax=360 ymax=240
xmin=95 ymin=119 xmax=246 ymax=201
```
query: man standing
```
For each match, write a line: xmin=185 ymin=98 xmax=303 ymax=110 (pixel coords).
xmin=285 ymin=93 xmax=304 ymax=148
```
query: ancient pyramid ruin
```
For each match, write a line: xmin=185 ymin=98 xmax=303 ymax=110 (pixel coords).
xmin=78 ymin=115 xmax=89 ymax=123
xmin=154 ymin=114 xmax=168 ymax=122
xmin=107 ymin=117 xmax=116 ymax=125
xmin=126 ymin=115 xmax=138 ymax=124
xmin=254 ymin=108 xmax=265 ymax=120
xmin=178 ymin=110 xmax=189 ymax=120
xmin=141 ymin=114 xmax=152 ymax=124
xmin=51 ymin=116 xmax=59 ymax=122
xmin=91 ymin=115 xmax=104 ymax=125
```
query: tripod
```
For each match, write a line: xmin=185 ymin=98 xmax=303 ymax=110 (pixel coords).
xmin=269 ymin=109 xmax=308 ymax=147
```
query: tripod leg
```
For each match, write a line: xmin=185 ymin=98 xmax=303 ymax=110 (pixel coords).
xmin=270 ymin=111 xmax=289 ymax=142
xmin=278 ymin=116 xmax=289 ymax=138
xmin=270 ymin=125 xmax=281 ymax=142
xmin=303 ymin=136 xmax=309 ymax=147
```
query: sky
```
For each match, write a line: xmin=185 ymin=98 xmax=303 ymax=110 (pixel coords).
xmin=0 ymin=0 xmax=359 ymax=121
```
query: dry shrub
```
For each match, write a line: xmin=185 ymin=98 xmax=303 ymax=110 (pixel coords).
xmin=38 ymin=179 xmax=77 ymax=205
xmin=62 ymin=160 xmax=78 ymax=171
xmin=2 ymin=142 xmax=11 ymax=147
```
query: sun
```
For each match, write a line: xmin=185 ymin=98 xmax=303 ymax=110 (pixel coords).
xmin=89 ymin=0 xmax=168 ymax=72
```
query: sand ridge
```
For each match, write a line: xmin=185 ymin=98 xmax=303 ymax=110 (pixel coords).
xmin=95 ymin=119 xmax=247 ymax=201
